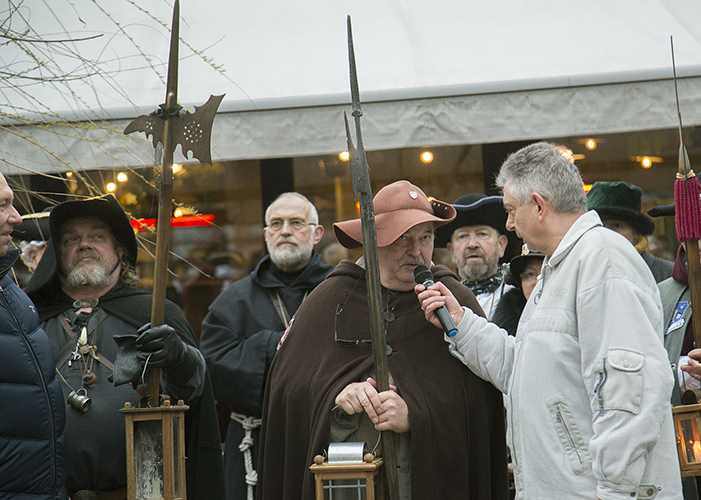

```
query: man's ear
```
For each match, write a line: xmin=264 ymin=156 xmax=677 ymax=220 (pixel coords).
xmin=313 ymin=224 xmax=324 ymax=246
xmin=497 ymin=234 xmax=508 ymax=258
xmin=532 ymin=192 xmax=548 ymax=221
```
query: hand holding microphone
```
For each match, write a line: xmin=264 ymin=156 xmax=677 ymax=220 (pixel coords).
xmin=413 ymin=265 xmax=458 ymax=337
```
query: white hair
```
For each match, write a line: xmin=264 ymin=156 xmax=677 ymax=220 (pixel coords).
xmin=264 ymin=192 xmax=319 ymax=225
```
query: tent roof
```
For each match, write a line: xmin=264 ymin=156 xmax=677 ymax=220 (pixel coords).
xmin=3 ymin=0 xmax=701 ymax=174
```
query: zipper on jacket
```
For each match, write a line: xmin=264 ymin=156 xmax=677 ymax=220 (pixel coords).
xmin=1 ymin=284 xmax=59 ymax=495
xmin=554 ymin=403 xmax=584 ymax=466
xmin=593 ymin=358 xmax=607 ymax=416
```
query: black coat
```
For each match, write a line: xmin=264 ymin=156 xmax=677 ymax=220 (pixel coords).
xmin=0 ymin=249 xmax=67 ymax=499
xmin=257 ymin=261 xmax=509 ymax=500
xmin=200 ymin=252 xmax=333 ymax=500
xmin=29 ymin=283 xmax=224 ymax=500
xmin=491 ymin=287 xmax=527 ymax=337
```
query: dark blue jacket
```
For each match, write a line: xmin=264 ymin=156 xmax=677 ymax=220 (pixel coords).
xmin=0 ymin=248 xmax=67 ymax=499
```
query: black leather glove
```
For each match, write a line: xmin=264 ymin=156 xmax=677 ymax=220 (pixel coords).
xmin=135 ymin=323 xmax=186 ymax=369
xmin=135 ymin=323 xmax=201 ymax=387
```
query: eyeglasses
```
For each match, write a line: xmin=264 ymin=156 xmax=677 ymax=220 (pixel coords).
xmin=334 ymin=303 xmax=372 ymax=346
xmin=265 ymin=219 xmax=316 ymax=233
xmin=519 ymin=271 xmax=539 ymax=283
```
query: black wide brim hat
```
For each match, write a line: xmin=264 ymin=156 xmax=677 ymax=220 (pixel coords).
xmin=586 ymin=181 xmax=655 ymax=236
xmin=434 ymin=193 xmax=509 ymax=248
xmin=504 ymin=251 xmax=546 ymax=288
xmin=647 ymin=203 xmax=675 ymax=218
xmin=48 ymin=194 xmax=138 ymax=266
xmin=25 ymin=195 xmax=137 ymax=298
xmin=13 ymin=211 xmax=51 ymax=242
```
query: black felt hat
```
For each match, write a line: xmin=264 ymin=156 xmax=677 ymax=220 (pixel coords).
xmin=434 ymin=194 xmax=508 ymax=248
xmin=48 ymin=195 xmax=137 ymax=266
xmin=586 ymin=181 xmax=655 ymax=236
xmin=13 ymin=210 xmax=51 ymax=242
xmin=504 ymin=245 xmax=545 ymax=288
xmin=647 ymin=203 xmax=675 ymax=218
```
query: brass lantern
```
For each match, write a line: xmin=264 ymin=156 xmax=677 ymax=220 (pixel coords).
xmin=309 ymin=443 xmax=384 ymax=500
xmin=673 ymin=403 xmax=701 ymax=477
xmin=121 ymin=399 xmax=189 ymax=500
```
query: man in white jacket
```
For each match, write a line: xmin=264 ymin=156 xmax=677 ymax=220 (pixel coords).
xmin=417 ymin=142 xmax=682 ymax=500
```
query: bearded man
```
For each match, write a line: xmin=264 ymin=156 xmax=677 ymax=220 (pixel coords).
xmin=257 ymin=181 xmax=508 ymax=500
xmin=200 ymin=192 xmax=333 ymax=500
xmin=26 ymin=195 xmax=224 ymax=500
xmin=435 ymin=194 xmax=514 ymax=319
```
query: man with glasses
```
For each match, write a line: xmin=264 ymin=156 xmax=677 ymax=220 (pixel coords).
xmin=200 ymin=192 xmax=333 ymax=500
xmin=257 ymin=181 xmax=508 ymax=500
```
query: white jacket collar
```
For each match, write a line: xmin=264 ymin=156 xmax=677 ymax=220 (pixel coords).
xmin=544 ymin=210 xmax=602 ymax=270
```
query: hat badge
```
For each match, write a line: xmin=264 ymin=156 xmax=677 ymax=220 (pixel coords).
xmin=409 ymin=191 xmax=418 ymax=199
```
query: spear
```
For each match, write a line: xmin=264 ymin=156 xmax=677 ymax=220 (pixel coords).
xmin=670 ymin=37 xmax=701 ymax=356
xmin=344 ymin=15 xmax=400 ymax=500
xmin=124 ymin=0 xmax=223 ymax=406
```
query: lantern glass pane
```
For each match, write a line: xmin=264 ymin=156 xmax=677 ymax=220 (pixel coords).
xmin=323 ymin=478 xmax=381 ymax=500
xmin=324 ymin=479 xmax=365 ymax=500
xmin=134 ymin=419 xmax=165 ymax=499
xmin=678 ymin=416 xmax=701 ymax=464
xmin=173 ymin=415 xmax=181 ymax=497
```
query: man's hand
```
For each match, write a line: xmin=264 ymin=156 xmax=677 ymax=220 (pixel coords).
xmin=415 ymin=281 xmax=464 ymax=328
xmin=335 ymin=377 xmax=410 ymax=433
xmin=135 ymin=323 xmax=186 ymax=369
xmin=681 ymin=348 xmax=701 ymax=382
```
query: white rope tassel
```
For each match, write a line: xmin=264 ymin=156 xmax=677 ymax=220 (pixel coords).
xmin=230 ymin=412 xmax=262 ymax=500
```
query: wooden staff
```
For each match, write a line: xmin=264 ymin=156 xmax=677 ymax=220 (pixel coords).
xmin=124 ymin=0 xmax=223 ymax=407
xmin=671 ymin=37 xmax=701 ymax=351
xmin=344 ymin=16 xmax=400 ymax=500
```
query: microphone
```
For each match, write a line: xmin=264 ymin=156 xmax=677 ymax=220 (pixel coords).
xmin=413 ymin=265 xmax=458 ymax=337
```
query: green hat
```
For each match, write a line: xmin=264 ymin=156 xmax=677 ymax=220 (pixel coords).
xmin=586 ymin=181 xmax=655 ymax=236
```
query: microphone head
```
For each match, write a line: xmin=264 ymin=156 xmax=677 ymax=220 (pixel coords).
xmin=413 ymin=265 xmax=433 ymax=285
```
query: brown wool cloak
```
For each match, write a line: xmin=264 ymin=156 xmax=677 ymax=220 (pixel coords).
xmin=257 ymin=261 xmax=509 ymax=500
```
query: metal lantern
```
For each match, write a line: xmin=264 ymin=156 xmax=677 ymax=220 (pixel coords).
xmin=310 ymin=443 xmax=384 ymax=500
xmin=121 ymin=399 xmax=189 ymax=500
xmin=673 ymin=403 xmax=701 ymax=477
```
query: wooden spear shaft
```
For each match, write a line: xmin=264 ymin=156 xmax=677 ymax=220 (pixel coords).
xmin=345 ymin=16 xmax=400 ymax=500
xmin=146 ymin=1 xmax=180 ymax=407
xmin=687 ymin=239 xmax=701 ymax=349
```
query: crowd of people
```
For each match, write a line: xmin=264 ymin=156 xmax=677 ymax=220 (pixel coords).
xmin=2 ymin=140 xmax=698 ymax=500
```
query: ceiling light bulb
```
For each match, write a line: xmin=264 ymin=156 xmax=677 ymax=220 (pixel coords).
xmin=106 ymin=182 xmax=116 ymax=192
xmin=585 ymin=139 xmax=596 ymax=150
xmin=117 ymin=172 xmax=128 ymax=182
xmin=339 ymin=151 xmax=350 ymax=161
xmin=641 ymin=157 xmax=652 ymax=169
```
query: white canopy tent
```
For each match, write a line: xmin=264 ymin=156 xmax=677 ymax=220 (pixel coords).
xmin=2 ymin=0 xmax=701 ymax=175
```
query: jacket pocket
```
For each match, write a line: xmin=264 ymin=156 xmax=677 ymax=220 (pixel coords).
xmin=546 ymin=398 xmax=592 ymax=474
xmin=602 ymin=348 xmax=644 ymax=414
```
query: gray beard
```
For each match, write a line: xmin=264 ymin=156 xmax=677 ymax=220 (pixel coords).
xmin=66 ymin=263 xmax=114 ymax=288
xmin=459 ymin=260 xmax=491 ymax=281
xmin=269 ymin=237 xmax=314 ymax=271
